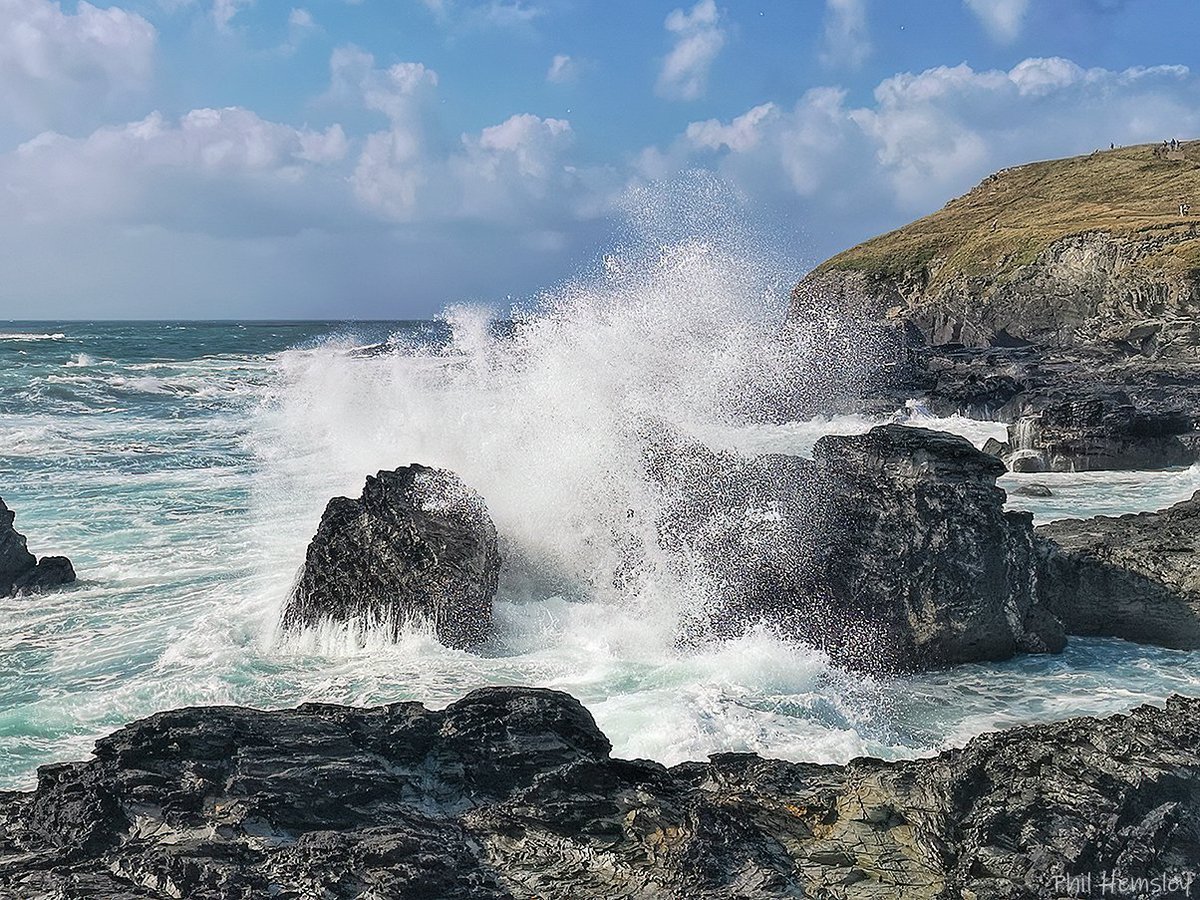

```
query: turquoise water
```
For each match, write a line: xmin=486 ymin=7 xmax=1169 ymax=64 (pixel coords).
xmin=2 ymin=313 xmax=1199 ymax=791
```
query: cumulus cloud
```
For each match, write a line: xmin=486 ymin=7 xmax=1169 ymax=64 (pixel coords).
xmin=212 ymin=0 xmax=253 ymax=30
xmin=0 ymin=0 xmax=157 ymax=131
xmin=963 ymin=0 xmax=1029 ymax=43
xmin=821 ymin=0 xmax=870 ymax=69
xmin=2 ymin=107 xmax=348 ymax=233
xmin=651 ymin=58 xmax=1200 ymax=224
xmin=656 ymin=0 xmax=725 ymax=101
xmin=323 ymin=47 xmax=604 ymax=225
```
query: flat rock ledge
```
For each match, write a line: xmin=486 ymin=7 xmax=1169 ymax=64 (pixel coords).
xmin=2 ymin=686 xmax=1198 ymax=899
xmin=1037 ymin=490 xmax=1200 ymax=649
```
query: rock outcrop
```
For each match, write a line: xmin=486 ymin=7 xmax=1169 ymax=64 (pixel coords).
xmin=804 ymin=425 xmax=1064 ymax=670
xmin=655 ymin=424 xmax=1064 ymax=672
xmin=1037 ymin=491 xmax=1200 ymax=649
xmin=2 ymin=686 xmax=1198 ymax=899
xmin=792 ymin=143 xmax=1200 ymax=470
xmin=280 ymin=465 xmax=500 ymax=648
xmin=0 ymin=498 xmax=75 ymax=598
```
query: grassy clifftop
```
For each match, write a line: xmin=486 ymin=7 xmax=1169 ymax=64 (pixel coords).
xmin=816 ymin=141 xmax=1200 ymax=289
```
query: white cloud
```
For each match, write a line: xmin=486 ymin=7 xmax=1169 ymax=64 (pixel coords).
xmin=415 ymin=0 xmax=544 ymax=30
xmin=288 ymin=7 xmax=314 ymax=29
xmin=547 ymin=53 xmax=578 ymax=84
xmin=821 ymin=0 xmax=870 ymax=69
xmin=3 ymin=108 xmax=348 ymax=232
xmin=656 ymin=0 xmax=726 ymax=101
xmin=212 ymin=0 xmax=252 ymax=30
xmin=649 ymin=58 xmax=1200 ymax=224
xmin=324 ymin=48 xmax=603 ymax=225
xmin=964 ymin=0 xmax=1029 ymax=43
xmin=0 ymin=0 xmax=157 ymax=131
xmin=686 ymin=103 xmax=779 ymax=153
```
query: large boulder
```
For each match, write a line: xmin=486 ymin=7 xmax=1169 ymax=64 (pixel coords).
xmin=2 ymin=686 xmax=1198 ymax=899
xmin=280 ymin=465 xmax=500 ymax=648
xmin=0 ymin=498 xmax=75 ymax=598
xmin=803 ymin=425 xmax=1064 ymax=670
xmin=654 ymin=424 xmax=1064 ymax=672
xmin=1037 ymin=491 xmax=1200 ymax=648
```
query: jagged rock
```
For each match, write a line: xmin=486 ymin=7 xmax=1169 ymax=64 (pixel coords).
xmin=280 ymin=464 xmax=500 ymax=648
xmin=1011 ymin=482 xmax=1053 ymax=498
xmin=0 ymin=498 xmax=75 ymax=598
xmin=654 ymin=424 xmax=1064 ymax=672
xmin=791 ymin=145 xmax=1200 ymax=470
xmin=1004 ymin=390 xmax=1194 ymax=472
xmin=1036 ymin=491 xmax=1200 ymax=648
xmin=2 ymin=686 xmax=1198 ymax=899
xmin=803 ymin=425 xmax=1064 ymax=670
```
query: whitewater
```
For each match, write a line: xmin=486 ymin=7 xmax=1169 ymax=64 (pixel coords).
xmin=3 ymin=239 xmax=1200 ymax=791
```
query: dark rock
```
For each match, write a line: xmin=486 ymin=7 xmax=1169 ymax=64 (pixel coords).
xmin=1011 ymin=482 xmax=1053 ymax=497
xmin=980 ymin=436 xmax=1010 ymax=458
xmin=802 ymin=425 xmax=1064 ymax=670
xmin=0 ymin=498 xmax=75 ymax=598
xmin=654 ymin=424 xmax=1064 ymax=672
xmin=1036 ymin=491 xmax=1200 ymax=648
xmin=3 ymin=686 xmax=1199 ymax=899
xmin=280 ymin=465 xmax=500 ymax=649
xmin=1004 ymin=390 xmax=1195 ymax=472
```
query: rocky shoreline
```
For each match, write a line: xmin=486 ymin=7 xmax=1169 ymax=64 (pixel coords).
xmin=1 ymin=686 xmax=1197 ymax=899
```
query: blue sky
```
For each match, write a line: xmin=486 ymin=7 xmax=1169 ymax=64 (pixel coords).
xmin=1 ymin=0 xmax=1198 ymax=319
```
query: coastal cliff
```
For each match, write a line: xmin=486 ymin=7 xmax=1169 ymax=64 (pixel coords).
xmin=794 ymin=141 xmax=1200 ymax=470
xmin=795 ymin=142 xmax=1200 ymax=354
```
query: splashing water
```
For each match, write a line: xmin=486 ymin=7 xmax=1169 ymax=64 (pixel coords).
xmin=2 ymin=227 xmax=1200 ymax=790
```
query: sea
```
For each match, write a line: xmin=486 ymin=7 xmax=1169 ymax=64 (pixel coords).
xmin=4 ymin=239 xmax=1200 ymax=791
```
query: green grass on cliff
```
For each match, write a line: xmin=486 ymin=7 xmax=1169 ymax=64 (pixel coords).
xmin=817 ymin=141 xmax=1200 ymax=288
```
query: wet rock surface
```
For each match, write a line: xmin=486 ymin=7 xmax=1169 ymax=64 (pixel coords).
xmin=0 ymin=498 xmax=75 ymax=598
xmin=1037 ymin=491 xmax=1200 ymax=649
xmin=803 ymin=425 xmax=1064 ymax=670
xmin=1 ymin=686 xmax=1198 ymax=900
xmin=655 ymin=424 xmax=1064 ymax=672
xmin=280 ymin=464 xmax=501 ymax=648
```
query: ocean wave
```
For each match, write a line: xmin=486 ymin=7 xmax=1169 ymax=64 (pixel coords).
xmin=0 ymin=332 xmax=66 ymax=341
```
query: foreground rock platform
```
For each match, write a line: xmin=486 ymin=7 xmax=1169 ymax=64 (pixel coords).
xmin=1 ymin=686 xmax=1197 ymax=899
xmin=0 ymin=498 xmax=75 ymax=598
xmin=280 ymin=464 xmax=500 ymax=648
xmin=1037 ymin=490 xmax=1200 ymax=649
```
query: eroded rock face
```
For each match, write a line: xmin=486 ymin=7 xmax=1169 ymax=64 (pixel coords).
xmin=280 ymin=465 xmax=500 ymax=648
xmin=2 ymin=687 xmax=1198 ymax=899
xmin=0 ymin=498 xmax=75 ymax=598
xmin=1037 ymin=491 xmax=1200 ymax=649
xmin=653 ymin=424 xmax=1064 ymax=672
xmin=1004 ymin=390 xmax=1194 ymax=472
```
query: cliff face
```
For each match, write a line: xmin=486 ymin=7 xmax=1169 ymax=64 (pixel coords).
xmin=799 ymin=230 xmax=1200 ymax=353
xmin=794 ymin=141 xmax=1200 ymax=356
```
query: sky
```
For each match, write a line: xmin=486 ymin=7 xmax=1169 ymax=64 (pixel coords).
xmin=1 ymin=0 xmax=1199 ymax=319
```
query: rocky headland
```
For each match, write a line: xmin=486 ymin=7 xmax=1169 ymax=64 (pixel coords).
xmin=1 ymin=686 xmax=1197 ymax=899
xmin=793 ymin=141 xmax=1200 ymax=471
xmin=0 ymin=498 xmax=75 ymax=598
